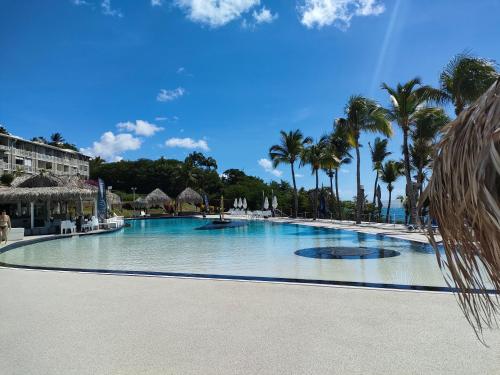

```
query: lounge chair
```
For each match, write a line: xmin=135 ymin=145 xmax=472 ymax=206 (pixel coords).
xmin=60 ymin=220 xmax=76 ymax=235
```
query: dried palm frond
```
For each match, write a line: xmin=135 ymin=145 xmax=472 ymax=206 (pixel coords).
xmin=146 ymin=188 xmax=171 ymax=207
xmin=176 ymin=187 xmax=203 ymax=205
xmin=420 ymin=79 xmax=500 ymax=338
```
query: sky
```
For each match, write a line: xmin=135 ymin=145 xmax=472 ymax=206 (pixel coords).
xmin=1 ymin=0 xmax=499 ymax=201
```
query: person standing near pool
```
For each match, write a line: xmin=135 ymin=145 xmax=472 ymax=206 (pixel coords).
xmin=0 ymin=210 xmax=11 ymax=244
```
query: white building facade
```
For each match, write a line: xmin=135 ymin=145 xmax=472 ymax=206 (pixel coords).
xmin=0 ymin=133 xmax=90 ymax=179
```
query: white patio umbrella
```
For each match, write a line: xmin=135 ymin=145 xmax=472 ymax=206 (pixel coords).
xmin=243 ymin=198 xmax=247 ymax=210
xmin=272 ymin=195 xmax=278 ymax=209
xmin=238 ymin=198 xmax=243 ymax=208
xmin=264 ymin=196 xmax=269 ymax=210
xmin=233 ymin=198 xmax=238 ymax=208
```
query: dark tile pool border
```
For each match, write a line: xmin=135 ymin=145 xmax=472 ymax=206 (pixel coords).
xmin=0 ymin=219 xmax=496 ymax=294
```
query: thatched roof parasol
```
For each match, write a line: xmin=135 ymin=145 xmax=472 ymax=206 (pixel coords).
xmin=0 ymin=173 xmax=96 ymax=203
xmin=107 ymin=191 xmax=122 ymax=205
xmin=16 ymin=173 xmax=63 ymax=188
xmin=0 ymin=186 xmax=95 ymax=203
xmin=420 ymin=78 xmax=500 ymax=336
xmin=176 ymin=187 xmax=203 ymax=205
xmin=133 ymin=197 xmax=147 ymax=208
xmin=146 ymin=188 xmax=171 ymax=207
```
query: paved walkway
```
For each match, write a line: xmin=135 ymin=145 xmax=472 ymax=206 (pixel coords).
xmin=0 ymin=268 xmax=498 ymax=375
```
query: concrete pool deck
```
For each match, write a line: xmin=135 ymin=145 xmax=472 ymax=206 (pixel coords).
xmin=0 ymin=268 xmax=498 ymax=375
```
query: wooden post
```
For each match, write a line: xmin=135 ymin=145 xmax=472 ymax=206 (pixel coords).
xmin=30 ymin=202 xmax=35 ymax=229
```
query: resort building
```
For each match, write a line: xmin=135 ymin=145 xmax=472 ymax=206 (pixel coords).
xmin=0 ymin=133 xmax=90 ymax=179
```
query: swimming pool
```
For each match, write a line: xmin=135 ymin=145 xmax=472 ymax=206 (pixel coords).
xmin=0 ymin=218 xmax=451 ymax=289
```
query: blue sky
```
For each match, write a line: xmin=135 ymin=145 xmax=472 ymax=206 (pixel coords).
xmin=1 ymin=0 xmax=499 ymax=200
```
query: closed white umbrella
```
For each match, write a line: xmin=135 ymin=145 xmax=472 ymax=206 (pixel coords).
xmin=243 ymin=198 xmax=247 ymax=210
xmin=264 ymin=196 xmax=269 ymax=210
xmin=233 ymin=198 xmax=238 ymax=208
xmin=272 ymin=195 xmax=278 ymax=209
xmin=238 ymin=198 xmax=243 ymax=208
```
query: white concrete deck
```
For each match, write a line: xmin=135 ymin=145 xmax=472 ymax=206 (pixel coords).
xmin=0 ymin=268 xmax=498 ymax=375
xmin=0 ymin=225 xmax=124 ymax=250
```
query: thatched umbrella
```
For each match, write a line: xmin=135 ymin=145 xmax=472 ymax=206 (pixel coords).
xmin=176 ymin=187 xmax=203 ymax=205
xmin=106 ymin=191 xmax=122 ymax=206
xmin=133 ymin=197 xmax=147 ymax=209
xmin=146 ymin=188 xmax=171 ymax=208
xmin=420 ymin=78 xmax=500 ymax=336
xmin=1 ymin=173 xmax=96 ymax=203
xmin=0 ymin=186 xmax=95 ymax=203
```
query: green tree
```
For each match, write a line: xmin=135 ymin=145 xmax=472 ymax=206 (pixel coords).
xmin=0 ymin=125 xmax=9 ymax=135
xmin=439 ymin=52 xmax=498 ymax=116
xmin=380 ymin=160 xmax=404 ymax=223
xmin=328 ymin=124 xmax=352 ymax=220
xmin=300 ymin=139 xmax=327 ymax=220
xmin=269 ymin=130 xmax=312 ymax=218
xmin=31 ymin=136 xmax=48 ymax=143
xmin=320 ymin=134 xmax=339 ymax=211
xmin=50 ymin=133 xmax=65 ymax=145
xmin=410 ymin=108 xmax=450 ymax=195
xmin=381 ymin=78 xmax=442 ymax=224
xmin=368 ymin=137 xmax=391 ymax=210
xmin=337 ymin=95 xmax=392 ymax=224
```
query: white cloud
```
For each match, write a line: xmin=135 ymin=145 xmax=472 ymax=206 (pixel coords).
xmin=258 ymin=158 xmax=283 ymax=177
xmin=157 ymin=87 xmax=186 ymax=102
xmin=151 ymin=0 xmax=163 ymax=6
xmin=71 ymin=0 xmax=89 ymax=5
xmin=177 ymin=67 xmax=185 ymax=74
xmin=295 ymin=173 xmax=304 ymax=178
xmin=341 ymin=168 xmax=350 ymax=174
xmin=165 ymin=137 xmax=209 ymax=151
xmin=116 ymin=120 xmax=164 ymax=137
xmin=81 ymin=132 xmax=142 ymax=161
xmin=252 ymin=6 xmax=277 ymax=24
xmin=101 ymin=0 xmax=123 ymax=17
xmin=175 ymin=0 xmax=262 ymax=27
xmin=298 ymin=0 xmax=384 ymax=29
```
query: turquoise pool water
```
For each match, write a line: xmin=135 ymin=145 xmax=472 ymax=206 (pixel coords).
xmin=0 ymin=218 xmax=448 ymax=287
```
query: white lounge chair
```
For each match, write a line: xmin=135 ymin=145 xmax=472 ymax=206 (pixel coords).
xmin=90 ymin=216 xmax=99 ymax=231
xmin=60 ymin=220 xmax=76 ymax=234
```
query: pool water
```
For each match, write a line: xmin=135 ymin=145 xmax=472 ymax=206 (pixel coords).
xmin=0 ymin=218 xmax=448 ymax=288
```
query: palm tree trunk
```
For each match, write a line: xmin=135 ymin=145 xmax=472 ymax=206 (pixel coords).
xmin=329 ymin=170 xmax=334 ymax=216
xmin=314 ymin=169 xmax=319 ymax=220
xmin=291 ymin=162 xmax=298 ymax=218
xmin=418 ymin=166 xmax=424 ymax=197
xmin=372 ymin=171 xmax=378 ymax=207
xmin=386 ymin=187 xmax=392 ymax=223
xmin=402 ymin=128 xmax=417 ymax=224
xmin=335 ymin=168 xmax=341 ymax=220
xmin=355 ymin=144 xmax=362 ymax=224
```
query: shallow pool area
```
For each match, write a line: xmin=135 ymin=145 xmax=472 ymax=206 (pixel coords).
xmin=0 ymin=218 xmax=452 ymax=288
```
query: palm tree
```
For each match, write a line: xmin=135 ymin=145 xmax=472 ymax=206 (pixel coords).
xmin=410 ymin=108 xmax=450 ymax=195
xmin=0 ymin=125 xmax=9 ymax=135
xmin=381 ymin=78 xmax=442 ymax=225
xmin=368 ymin=137 xmax=391 ymax=210
xmin=320 ymin=134 xmax=339 ymax=212
xmin=380 ymin=160 xmax=403 ymax=223
xmin=439 ymin=52 xmax=498 ymax=116
xmin=322 ymin=125 xmax=352 ymax=219
xmin=31 ymin=136 xmax=48 ymax=143
xmin=337 ymin=95 xmax=392 ymax=224
xmin=50 ymin=132 xmax=65 ymax=145
xmin=300 ymin=140 xmax=326 ymax=220
xmin=269 ymin=130 xmax=312 ymax=218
